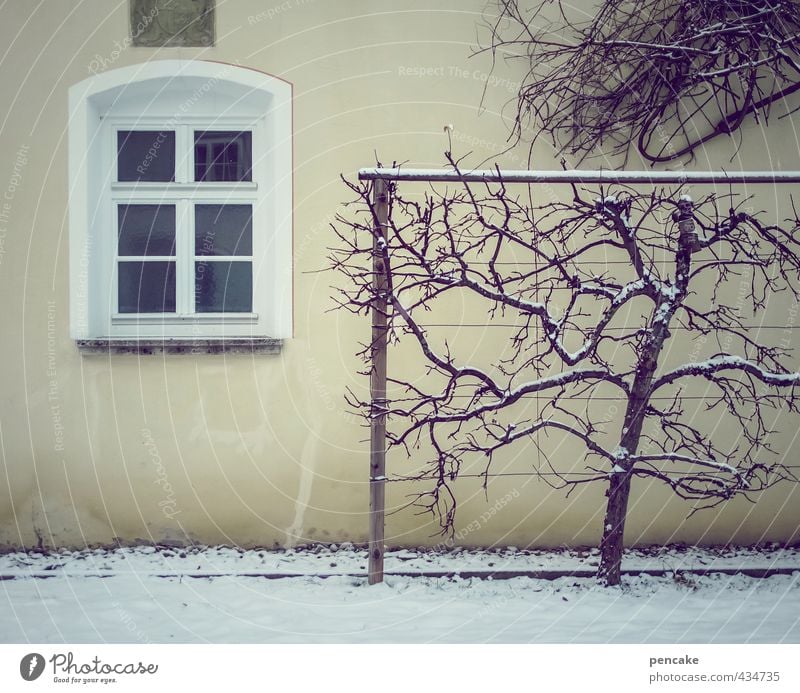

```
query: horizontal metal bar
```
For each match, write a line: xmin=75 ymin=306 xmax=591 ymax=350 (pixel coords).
xmin=358 ymin=168 xmax=800 ymax=184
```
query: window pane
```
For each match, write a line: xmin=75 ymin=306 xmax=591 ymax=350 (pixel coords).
xmin=194 ymin=131 xmax=252 ymax=182
xmin=118 ymin=261 xmax=176 ymax=313
xmin=195 ymin=204 xmax=252 ymax=256
xmin=117 ymin=131 xmax=175 ymax=182
xmin=195 ymin=261 xmax=252 ymax=312
xmin=118 ymin=204 xmax=176 ymax=256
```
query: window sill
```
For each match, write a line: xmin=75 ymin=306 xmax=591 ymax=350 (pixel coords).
xmin=77 ymin=338 xmax=283 ymax=355
xmin=110 ymin=182 xmax=258 ymax=193
xmin=111 ymin=313 xmax=259 ymax=325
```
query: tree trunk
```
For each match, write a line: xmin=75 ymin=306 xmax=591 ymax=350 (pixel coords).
xmin=598 ymin=472 xmax=633 ymax=586
xmin=597 ymin=300 xmax=662 ymax=585
xmin=597 ymin=200 xmax=696 ymax=586
xmin=597 ymin=396 xmax=646 ymax=586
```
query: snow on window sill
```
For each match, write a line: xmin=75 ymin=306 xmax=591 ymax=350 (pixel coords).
xmin=76 ymin=338 xmax=283 ymax=355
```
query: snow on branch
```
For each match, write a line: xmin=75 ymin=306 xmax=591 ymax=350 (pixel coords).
xmin=654 ymin=355 xmax=800 ymax=392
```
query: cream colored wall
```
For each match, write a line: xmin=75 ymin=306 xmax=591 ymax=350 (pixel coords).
xmin=0 ymin=0 xmax=797 ymax=550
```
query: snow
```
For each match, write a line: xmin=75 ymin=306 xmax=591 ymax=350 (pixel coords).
xmin=434 ymin=270 xmax=459 ymax=284
xmin=613 ymin=279 xmax=646 ymax=304
xmin=658 ymin=355 xmax=800 ymax=388
xmin=660 ymin=282 xmax=680 ymax=299
xmin=358 ymin=168 xmax=800 ymax=184
xmin=653 ymin=301 xmax=672 ymax=323
xmin=1 ymin=545 xmax=798 ymax=643
xmin=638 ymin=452 xmax=740 ymax=476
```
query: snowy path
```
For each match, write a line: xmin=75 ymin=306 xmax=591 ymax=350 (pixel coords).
xmin=1 ymin=546 xmax=798 ymax=643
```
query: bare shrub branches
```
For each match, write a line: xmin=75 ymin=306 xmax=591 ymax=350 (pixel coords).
xmin=480 ymin=0 xmax=800 ymax=163
xmin=330 ymin=159 xmax=800 ymax=583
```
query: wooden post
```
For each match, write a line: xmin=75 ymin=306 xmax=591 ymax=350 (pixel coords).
xmin=368 ymin=178 xmax=389 ymax=585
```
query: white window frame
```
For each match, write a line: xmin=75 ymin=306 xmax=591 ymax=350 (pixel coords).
xmin=68 ymin=60 xmax=292 ymax=343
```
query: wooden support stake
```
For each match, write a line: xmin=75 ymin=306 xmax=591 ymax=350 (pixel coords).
xmin=368 ymin=178 xmax=389 ymax=585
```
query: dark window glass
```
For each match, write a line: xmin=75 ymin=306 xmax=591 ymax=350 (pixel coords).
xmin=195 ymin=261 xmax=252 ymax=312
xmin=118 ymin=204 xmax=176 ymax=256
xmin=118 ymin=261 xmax=176 ymax=313
xmin=117 ymin=131 xmax=175 ymax=182
xmin=194 ymin=131 xmax=252 ymax=182
xmin=195 ymin=204 xmax=252 ymax=256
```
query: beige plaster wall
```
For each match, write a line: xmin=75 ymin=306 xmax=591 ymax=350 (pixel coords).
xmin=0 ymin=0 xmax=797 ymax=549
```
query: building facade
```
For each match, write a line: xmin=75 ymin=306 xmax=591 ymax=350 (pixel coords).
xmin=0 ymin=0 xmax=798 ymax=550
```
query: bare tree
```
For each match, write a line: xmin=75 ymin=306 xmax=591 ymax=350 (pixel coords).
xmin=479 ymin=0 xmax=800 ymax=164
xmin=330 ymin=154 xmax=800 ymax=585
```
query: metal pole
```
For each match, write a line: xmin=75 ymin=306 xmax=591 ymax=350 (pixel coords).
xmin=358 ymin=168 xmax=800 ymax=185
xmin=368 ymin=178 xmax=389 ymax=585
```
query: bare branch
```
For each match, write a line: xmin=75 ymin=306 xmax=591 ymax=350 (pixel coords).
xmin=478 ymin=0 xmax=800 ymax=163
xmin=329 ymin=161 xmax=800 ymax=584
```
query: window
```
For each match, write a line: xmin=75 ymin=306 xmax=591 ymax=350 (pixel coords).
xmin=68 ymin=61 xmax=292 ymax=348
xmin=113 ymin=128 xmax=255 ymax=317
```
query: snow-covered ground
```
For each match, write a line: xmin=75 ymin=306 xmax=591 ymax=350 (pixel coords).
xmin=1 ymin=545 xmax=798 ymax=643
